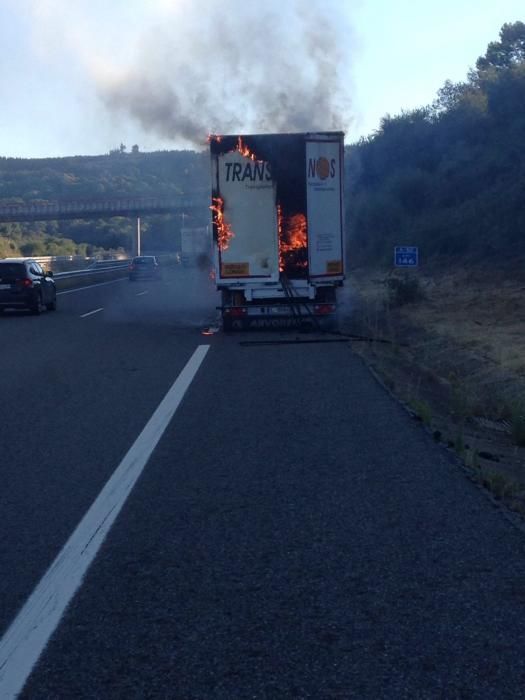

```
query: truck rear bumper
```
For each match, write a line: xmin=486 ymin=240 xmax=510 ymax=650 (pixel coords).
xmin=221 ymin=303 xmax=338 ymax=332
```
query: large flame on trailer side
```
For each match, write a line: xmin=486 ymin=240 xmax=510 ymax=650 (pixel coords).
xmin=210 ymin=196 xmax=234 ymax=251
xmin=278 ymin=205 xmax=308 ymax=272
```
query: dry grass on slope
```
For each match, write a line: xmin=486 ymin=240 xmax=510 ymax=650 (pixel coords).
xmin=345 ymin=261 xmax=525 ymax=516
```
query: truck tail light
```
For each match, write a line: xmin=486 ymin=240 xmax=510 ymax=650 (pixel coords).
xmin=313 ymin=304 xmax=336 ymax=315
xmin=224 ymin=307 xmax=247 ymax=317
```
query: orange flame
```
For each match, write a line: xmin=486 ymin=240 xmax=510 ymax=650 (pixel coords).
xmin=278 ymin=207 xmax=308 ymax=272
xmin=235 ymin=136 xmax=259 ymax=161
xmin=207 ymin=134 xmax=222 ymax=143
xmin=210 ymin=196 xmax=234 ymax=251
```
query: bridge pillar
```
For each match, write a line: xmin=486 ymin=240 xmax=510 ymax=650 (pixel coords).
xmin=134 ymin=216 xmax=141 ymax=257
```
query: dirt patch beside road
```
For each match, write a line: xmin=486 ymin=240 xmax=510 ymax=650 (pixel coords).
xmin=344 ymin=262 xmax=525 ymax=517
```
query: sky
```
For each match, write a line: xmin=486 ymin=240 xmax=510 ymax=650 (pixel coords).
xmin=0 ymin=0 xmax=523 ymax=159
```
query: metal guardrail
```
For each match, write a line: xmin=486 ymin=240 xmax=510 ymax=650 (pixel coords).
xmin=48 ymin=261 xmax=130 ymax=290
xmin=32 ymin=255 xmax=88 ymax=266
xmin=30 ymin=255 xmax=128 ymax=272
xmin=53 ymin=261 xmax=130 ymax=279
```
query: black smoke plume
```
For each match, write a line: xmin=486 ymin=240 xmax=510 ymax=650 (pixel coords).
xmin=98 ymin=0 xmax=353 ymax=147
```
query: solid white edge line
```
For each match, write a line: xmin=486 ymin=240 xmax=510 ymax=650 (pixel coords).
xmin=80 ymin=308 xmax=103 ymax=318
xmin=57 ymin=278 xmax=127 ymax=296
xmin=0 ymin=344 xmax=210 ymax=699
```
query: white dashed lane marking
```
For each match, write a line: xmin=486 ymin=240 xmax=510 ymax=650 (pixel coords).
xmin=80 ymin=308 xmax=103 ymax=318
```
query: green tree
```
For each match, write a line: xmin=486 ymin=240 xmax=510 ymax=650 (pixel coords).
xmin=476 ymin=21 xmax=525 ymax=71
xmin=346 ymin=22 xmax=525 ymax=266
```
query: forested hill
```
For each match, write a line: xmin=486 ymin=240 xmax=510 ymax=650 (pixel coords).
xmin=0 ymin=148 xmax=209 ymax=200
xmin=0 ymin=148 xmax=209 ymax=256
xmin=345 ymin=21 xmax=525 ymax=268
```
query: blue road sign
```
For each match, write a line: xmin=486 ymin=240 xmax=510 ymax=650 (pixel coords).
xmin=394 ymin=246 xmax=419 ymax=267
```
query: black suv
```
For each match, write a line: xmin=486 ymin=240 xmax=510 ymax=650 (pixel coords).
xmin=0 ymin=259 xmax=57 ymax=314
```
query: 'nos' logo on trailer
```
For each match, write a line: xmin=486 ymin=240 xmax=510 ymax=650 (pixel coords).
xmin=308 ymin=156 xmax=336 ymax=180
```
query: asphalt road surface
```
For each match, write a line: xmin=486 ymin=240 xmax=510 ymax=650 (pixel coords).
xmin=1 ymin=267 xmax=525 ymax=699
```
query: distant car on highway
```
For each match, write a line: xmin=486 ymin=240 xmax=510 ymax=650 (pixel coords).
xmin=0 ymin=258 xmax=57 ymax=314
xmin=129 ymin=255 xmax=161 ymax=281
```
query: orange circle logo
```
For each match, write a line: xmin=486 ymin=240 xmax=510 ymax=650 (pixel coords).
xmin=316 ymin=157 xmax=330 ymax=180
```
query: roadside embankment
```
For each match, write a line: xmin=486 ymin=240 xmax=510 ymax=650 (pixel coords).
xmin=344 ymin=261 xmax=525 ymax=516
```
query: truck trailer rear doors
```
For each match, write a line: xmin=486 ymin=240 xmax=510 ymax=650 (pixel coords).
xmin=305 ymin=134 xmax=345 ymax=281
xmin=213 ymin=149 xmax=280 ymax=284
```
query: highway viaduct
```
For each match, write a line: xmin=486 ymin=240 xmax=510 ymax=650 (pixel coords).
xmin=0 ymin=193 xmax=211 ymax=255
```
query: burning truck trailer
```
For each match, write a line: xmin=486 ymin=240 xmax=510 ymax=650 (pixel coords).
xmin=209 ymin=132 xmax=345 ymax=331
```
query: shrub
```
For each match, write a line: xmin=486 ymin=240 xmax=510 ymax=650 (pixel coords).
xmin=386 ymin=275 xmax=425 ymax=306
xmin=410 ymin=399 xmax=433 ymax=425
